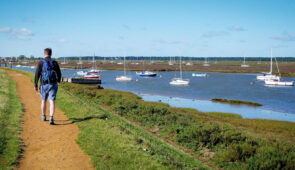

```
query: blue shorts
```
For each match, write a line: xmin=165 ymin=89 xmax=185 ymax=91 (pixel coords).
xmin=40 ymin=84 xmax=58 ymax=101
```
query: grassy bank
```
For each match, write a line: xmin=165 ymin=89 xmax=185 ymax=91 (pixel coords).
xmin=211 ymin=98 xmax=262 ymax=107
xmin=60 ymin=83 xmax=295 ymax=169
xmin=0 ymin=69 xmax=23 ymax=169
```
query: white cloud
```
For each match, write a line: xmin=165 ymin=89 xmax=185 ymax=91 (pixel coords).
xmin=0 ymin=27 xmax=34 ymax=40
xmin=153 ymin=39 xmax=182 ymax=44
xmin=201 ymin=31 xmax=229 ymax=38
xmin=232 ymin=25 xmax=245 ymax=31
xmin=0 ymin=27 xmax=11 ymax=32
xmin=58 ymin=38 xmax=67 ymax=43
xmin=272 ymin=33 xmax=295 ymax=42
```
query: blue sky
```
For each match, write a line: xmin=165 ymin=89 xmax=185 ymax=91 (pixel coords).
xmin=0 ymin=0 xmax=294 ymax=57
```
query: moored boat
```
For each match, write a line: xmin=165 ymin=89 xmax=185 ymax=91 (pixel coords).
xmin=192 ymin=73 xmax=207 ymax=77
xmin=136 ymin=71 xmax=157 ymax=77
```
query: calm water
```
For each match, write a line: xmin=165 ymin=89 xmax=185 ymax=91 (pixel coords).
xmin=10 ymin=65 xmax=295 ymax=122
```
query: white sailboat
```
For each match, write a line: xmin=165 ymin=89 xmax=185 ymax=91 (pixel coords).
xmin=241 ymin=55 xmax=249 ymax=67
xmin=61 ymin=57 xmax=68 ymax=65
xmin=203 ymin=57 xmax=210 ymax=67
xmin=88 ymin=54 xmax=100 ymax=74
xmin=116 ymin=55 xmax=132 ymax=81
xmin=264 ymin=49 xmax=294 ymax=86
xmin=170 ymin=55 xmax=189 ymax=86
xmin=257 ymin=49 xmax=280 ymax=81
xmin=77 ymin=57 xmax=87 ymax=76
xmin=168 ymin=56 xmax=174 ymax=65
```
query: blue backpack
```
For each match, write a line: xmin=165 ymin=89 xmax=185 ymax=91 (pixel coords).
xmin=41 ymin=59 xmax=57 ymax=84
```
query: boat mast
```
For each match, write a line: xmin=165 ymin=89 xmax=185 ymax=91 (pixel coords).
xmin=124 ymin=55 xmax=126 ymax=76
xmin=180 ymin=55 xmax=182 ymax=79
xmin=270 ymin=48 xmax=273 ymax=74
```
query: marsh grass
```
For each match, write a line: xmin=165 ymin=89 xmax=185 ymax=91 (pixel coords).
xmin=0 ymin=69 xmax=23 ymax=169
xmin=211 ymin=98 xmax=262 ymax=106
xmin=60 ymin=83 xmax=295 ymax=169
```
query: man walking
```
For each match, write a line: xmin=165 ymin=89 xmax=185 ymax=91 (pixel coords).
xmin=34 ymin=48 xmax=61 ymax=125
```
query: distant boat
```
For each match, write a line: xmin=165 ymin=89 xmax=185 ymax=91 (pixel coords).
xmin=186 ymin=62 xmax=192 ymax=66
xmin=84 ymin=74 xmax=101 ymax=79
xmin=77 ymin=71 xmax=88 ymax=76
xmin=116 ymin=55 xmax=132 ymax=81
xmin=170 ymin=55 xmax=189 ymax=86
xmin=88 ymin=54 xmax=100 ymax=74
xmin=30 ymin=66 xmax=35 ymax=69
xmin=77 ymin=57 xmax=83 ymax=65
xmin=265 ymin=79 xmax=294 ymax=86
xmin=257 ymin=49 xmax=280 ymax=81
xmin=241 ymin=55 xmax=249 ymax=67
xmin=61 ymin=57 xmax=68 ymax=65
xmin=117 ymin=62 xmax=123 ymax=65
xmin=192 ymin=73 xmax=208 ymax=77
xmin=264 ymin=49 xmax=294 ymax=86
xmin=136 ymin=60 xmax=157 ymax=77
xmin=16 ymin=65 xmax=21 ymax=67
xmin=203 ymin=57 xmax=210 ymax=67
xmin=136 ymin=71 xmax=157 ymax=77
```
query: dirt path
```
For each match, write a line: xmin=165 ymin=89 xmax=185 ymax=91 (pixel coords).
xmin=6 ymin=70 xmax=93 ymax=170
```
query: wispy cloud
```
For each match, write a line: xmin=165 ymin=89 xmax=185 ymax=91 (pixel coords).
xmin=0 ymin=27 xmax=34 ymax=40
xmin=22 ymin=19 xmax=34 ymax=23
xmin=58 ymin=38 xmax=67 ymax=43
xmin=0 ymin=27 xmax=11 ymax=32
xmin=231 ymin=25 xmax=245 ymax=31
xmin=271 ymin=33 xmax=295 ymax=42
xmin=201 ymin=31 xmax=229 ymax=38
xmin=153 ymin=39 xmax=182 ymax=44
xmin=122 ymin=24 xmax=130 ymax=30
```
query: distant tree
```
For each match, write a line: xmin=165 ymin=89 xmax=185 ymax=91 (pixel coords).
xmin=30 ymin=55 xmax=35 ymax=60
xmin=18 ymin=55 xmax=26 ymax=60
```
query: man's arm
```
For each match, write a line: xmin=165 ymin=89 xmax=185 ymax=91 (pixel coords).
xmin=54 ymin=61 xmax=62 ymax=83
xmin=34 ymin=61 xmax=42 ymax=89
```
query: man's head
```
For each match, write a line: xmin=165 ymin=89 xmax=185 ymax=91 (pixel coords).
xmin=44 ymin=48 xmax=52 ymax=58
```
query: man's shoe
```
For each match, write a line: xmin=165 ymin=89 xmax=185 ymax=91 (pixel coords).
xmin=49 ymin=116 xmax=54 ymax=125
xmin=41 ymin=114 xmax=46 ymax=121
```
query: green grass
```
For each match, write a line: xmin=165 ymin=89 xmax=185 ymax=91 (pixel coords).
xmin=56 ymin=86 xmax=210 ymax=169
xmin=5 ymin=68 xmax=210 ymax=169
xmin=60 ymin=83 xmax=295 ymax=169
xmin=0 ymin=69 xmax=23 ymax=169
xmin=211 ymin=98 xmax=262 ymax=106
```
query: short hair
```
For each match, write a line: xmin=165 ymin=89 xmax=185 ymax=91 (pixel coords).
xmin=44 ymin=48 xmax=52 ymax=56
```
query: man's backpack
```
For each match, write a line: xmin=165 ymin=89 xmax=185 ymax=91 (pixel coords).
xmin=41 ymin=59 xmax=57 ymax=84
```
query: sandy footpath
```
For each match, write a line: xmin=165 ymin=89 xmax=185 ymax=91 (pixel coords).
xmin=6 ymin=70 xmax=93 ymax=170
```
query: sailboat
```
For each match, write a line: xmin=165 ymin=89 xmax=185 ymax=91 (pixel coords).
xmin=168 ymin=56 xmax=174 ymax=65
xmin=241 ymin=55 xmax=249 ymax=67
xmin=61 ymin=57 xmax=68 ymax=65
xmin=170 ymin=55 xmax=189 ymax=85
xmin=88 ymin=54 xmax=100 ymax=74
xmin=203 ymin=57 xmax=210 ymax=67
xmin=257 ymin=49 xmax=280 ymax=81
xmin=77 ymin=57 xmax=87 ymax=76
xmin=136 ymin=61 xmax=157 ymax=77
xmin=116 ymin=55 xmax=132 ymax=81
xmin=264 ymin=49 xmax=294 ymax=86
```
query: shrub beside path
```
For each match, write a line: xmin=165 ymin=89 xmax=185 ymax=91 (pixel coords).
xmin=6 ymin=70 xmax=93 ymax=170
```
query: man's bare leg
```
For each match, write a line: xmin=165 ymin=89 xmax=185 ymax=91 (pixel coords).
xmin=41 ymin=100 xmax=47 ymax=121
xmin=49 ymin=100 xmax=55 ymax=117
xmin=49 ymin=100 xmax=55 ymax=124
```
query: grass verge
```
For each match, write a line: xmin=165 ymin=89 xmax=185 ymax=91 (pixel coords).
xmin=0 ymin=69 xmax=23 ymax=169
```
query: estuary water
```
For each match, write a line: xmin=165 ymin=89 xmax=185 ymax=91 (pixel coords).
xmin=10 ymin=66 xmax=295 ymax=122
